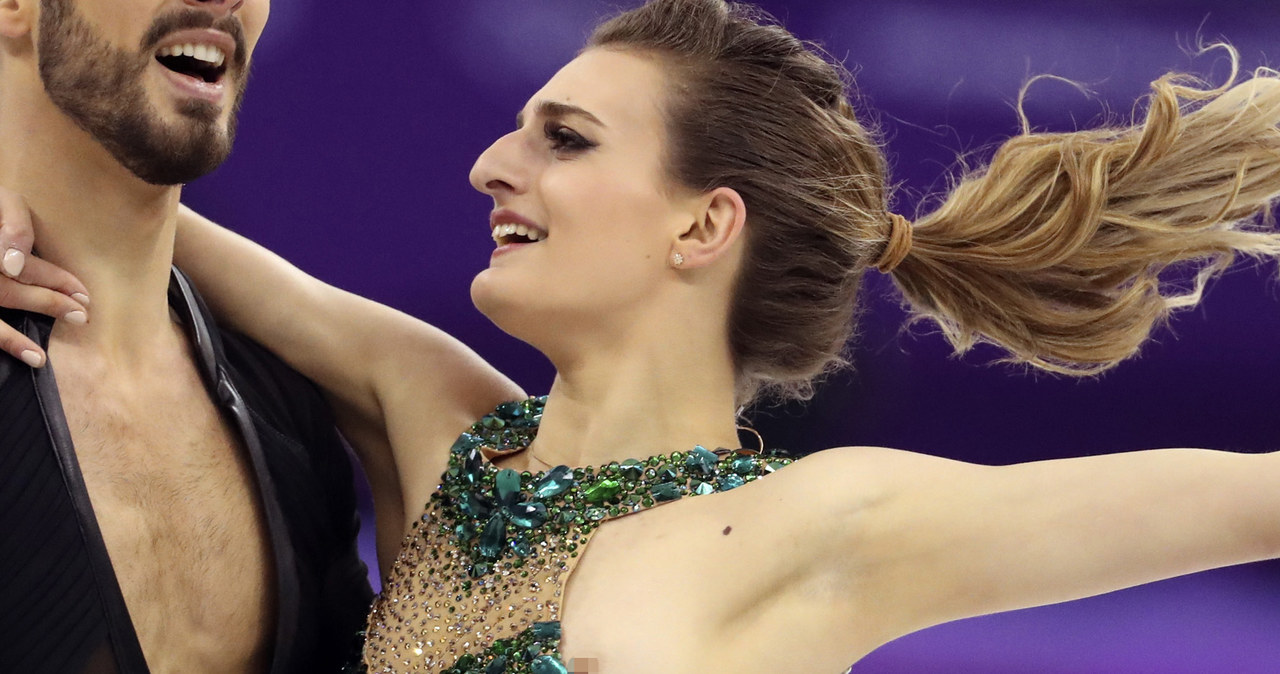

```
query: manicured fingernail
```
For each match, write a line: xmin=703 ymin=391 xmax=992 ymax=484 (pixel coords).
xmin=63 ymin=310 xmax=87 ymax=325
xmin=20 ymin=350 xmax=43 ymax=368
xmin=2 ymin=248 xmax=23 ymax=277
xmin=71 ymin=292 xmax=91 ymax=306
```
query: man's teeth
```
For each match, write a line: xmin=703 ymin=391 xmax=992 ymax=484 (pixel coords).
xmin=157 ymin=43 xmax=227 ymax=68
xmin=491 ymin=223 xmax=544 ymax=243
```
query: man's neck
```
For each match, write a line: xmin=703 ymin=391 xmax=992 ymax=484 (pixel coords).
xmin=0 ymin=91 xmax=184 ymax=362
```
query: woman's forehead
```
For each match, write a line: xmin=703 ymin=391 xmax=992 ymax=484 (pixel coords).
xmin=523 ymin=49 xmax=669 ymax=136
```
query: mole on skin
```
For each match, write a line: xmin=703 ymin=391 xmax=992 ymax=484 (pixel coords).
xmin=723 ymin=525 xmax=733 ymax=536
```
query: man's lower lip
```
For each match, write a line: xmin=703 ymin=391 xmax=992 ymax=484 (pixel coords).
xmin=158 ymin=64 xmax=227 ymax=104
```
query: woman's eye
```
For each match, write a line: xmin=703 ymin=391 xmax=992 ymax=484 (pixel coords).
xmin=545 ymin=123 xmax=596 ymax=153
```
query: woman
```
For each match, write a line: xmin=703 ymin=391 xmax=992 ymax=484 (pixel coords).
xmin=4 ymin=0 xmax=1280 ymax=672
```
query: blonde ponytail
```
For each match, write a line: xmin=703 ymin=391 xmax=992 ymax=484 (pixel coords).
xmin=894 ymin=51 xmax=1280 ymax=374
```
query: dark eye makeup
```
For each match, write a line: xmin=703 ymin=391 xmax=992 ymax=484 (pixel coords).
xmin=544 ymin=122 xmax=597 ymax=153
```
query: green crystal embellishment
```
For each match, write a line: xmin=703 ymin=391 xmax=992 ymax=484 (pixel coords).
xmin=532 ymin=466 xmax=575 ymax=499
xmin=530 ymin=656 xmax=569 ymax=674
xmin=496 ymin=469 xmax=522 ymax=502
xmin=530 ymin=621 xmax=562 ymax=640
xmin=508 ymin=502 xmax=548 ymax=529
xmin=478 ymin=514 xmax=506 ymax=558
xmin=452 ymin=432 xmax=484 ymax=455
xmin=582 ymin=478 xmax=622 ymax=503
xmin=652 ymin=482 xmax=682 ymax=502
xmin=431 ymin=396 xmax=797 ymax=673
xmin=685 ymin=445 xmax=719 ymax=475
xmin=731 ymin=456 xmax=756 ymax=475
xmin=718 ymin=474 xmax=746 ymax=491
xmin=619 ymin=459 xmax=644 ymax=479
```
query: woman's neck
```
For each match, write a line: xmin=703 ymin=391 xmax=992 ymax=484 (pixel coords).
xmin=526 ymin=337 xmax=742 ymax=470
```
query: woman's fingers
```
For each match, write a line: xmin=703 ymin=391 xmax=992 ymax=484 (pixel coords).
xmin=2 ymin=248 xmax=24 ymax=278
xmin=0 ymin=323 xmax=45 ymax=368
xmin=0 ymin=278 xmax=88 ymax=324
xmin=14 ymin=256 xmax=90 ymax=305
xmin=0 ymin=279 xmax=88 ymax=366
xmin=0 ymin=184 xmax=91 ymax=309
xmin=0 ymin=185 xmax=91 ymax=367
xmin=0 ymin=187 xmax=35 ymax=278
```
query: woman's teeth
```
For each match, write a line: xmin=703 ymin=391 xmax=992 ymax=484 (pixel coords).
xmin=491 ymin=223 xmax=544 ymax=243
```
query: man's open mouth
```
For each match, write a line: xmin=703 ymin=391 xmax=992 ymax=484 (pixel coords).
xmin=155 ymin=43 xmax=228 ymax=84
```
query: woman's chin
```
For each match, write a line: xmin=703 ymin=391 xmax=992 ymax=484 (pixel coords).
xmin=470 ymin=271 xmax=502 ymax=316
xmin=471 ymin=271 xmax=533 ymax=339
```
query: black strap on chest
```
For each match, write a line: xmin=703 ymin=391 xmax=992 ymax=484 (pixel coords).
xmin=0 ymin=309 xmax=140 ymax=673
xmin=169 ymin=270 xmax=304 ymax=671
xmin=0 ymin=270 xmax=304 ymax=673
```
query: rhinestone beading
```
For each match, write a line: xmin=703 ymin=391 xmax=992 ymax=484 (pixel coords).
xmin=362 ymin=397 xmax=794 ymax=673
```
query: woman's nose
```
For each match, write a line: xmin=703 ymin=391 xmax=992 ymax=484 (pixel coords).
xmin=469 ymin=132 xmax=527 ymax=198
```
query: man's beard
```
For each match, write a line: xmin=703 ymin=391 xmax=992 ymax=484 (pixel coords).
xmin=37 ymin=0 xmax=249 ymax=186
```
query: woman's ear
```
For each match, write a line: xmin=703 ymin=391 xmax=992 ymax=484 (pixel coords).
xmin=0 ymin=0 xmax=35 ymax=41
xmin=671 ymin=186 xmax=746 ymax=269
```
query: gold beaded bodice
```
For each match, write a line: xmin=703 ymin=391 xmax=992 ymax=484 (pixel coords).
xmin=362 ymin=397 xmax=794 ymax=674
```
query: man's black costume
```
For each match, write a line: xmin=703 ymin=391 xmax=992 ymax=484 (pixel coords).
xmin=0 ymin=269 xmax=373 ymax=673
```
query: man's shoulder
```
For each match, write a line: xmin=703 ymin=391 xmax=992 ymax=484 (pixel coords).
xmin=215 ymin=327 xmax=336 ymax=447
xmin=170 ymin=267 xmax=334 ymax=448
xmin=217 ymin=327 xmax=316 ymax=401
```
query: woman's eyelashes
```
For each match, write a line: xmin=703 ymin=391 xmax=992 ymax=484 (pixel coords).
xmin=544 ymin=122 xmax=597 ymax=154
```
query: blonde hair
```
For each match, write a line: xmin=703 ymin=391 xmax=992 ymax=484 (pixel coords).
xmin=897 ymin=55 xmax=1280 ymax=373
xmin=593 ymin=0 xmax=1280 ymax=400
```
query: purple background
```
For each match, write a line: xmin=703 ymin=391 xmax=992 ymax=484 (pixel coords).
xmin=184 ymin=1 xmax=1280 ymax=671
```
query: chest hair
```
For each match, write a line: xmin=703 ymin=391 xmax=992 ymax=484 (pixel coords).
xmin=53 ymin=349 xmax=275 ymax=672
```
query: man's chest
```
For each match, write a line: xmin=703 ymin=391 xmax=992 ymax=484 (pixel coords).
xmin=55 ymin=363 xmax=276 ymax=673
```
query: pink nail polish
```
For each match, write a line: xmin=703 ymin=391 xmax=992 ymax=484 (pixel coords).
xmin=2 ymin=249 xmax=23 ymax=277
xmin=19 ymin=350 xmax=43 ymax=368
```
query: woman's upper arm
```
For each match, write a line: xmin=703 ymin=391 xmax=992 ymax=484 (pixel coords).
xmin=365 ymin=310 xmax=525 ymax=510
xmin=174 ymin=206 xmax=525 ymax=507
xmin=784 ymin=445 xmax=1280 ymax=643
xmin=174 ymin=205 xmax=389 ymax=415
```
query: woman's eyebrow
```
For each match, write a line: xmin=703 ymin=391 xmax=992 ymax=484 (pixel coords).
xmin=515 ymin=101 xmax=607 ymax=129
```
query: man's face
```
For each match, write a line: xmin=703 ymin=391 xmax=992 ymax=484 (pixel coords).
xmin=36 ymin=0 xmax=267 ymax=185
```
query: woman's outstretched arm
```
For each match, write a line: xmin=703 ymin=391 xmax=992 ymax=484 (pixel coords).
xmin=172 ymin=206 xmax=524 ymax=564
xmin=745 ymin=444 xmax=1279 ymax=660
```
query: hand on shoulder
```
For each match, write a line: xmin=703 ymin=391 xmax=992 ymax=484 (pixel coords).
xmin=0 ymin=185 xmax=91 ymax=367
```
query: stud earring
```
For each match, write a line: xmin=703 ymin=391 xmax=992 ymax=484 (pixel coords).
xmin=671 ymin=252 xmax=685 ymax=267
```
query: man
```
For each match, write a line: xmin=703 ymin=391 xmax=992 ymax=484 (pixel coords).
xmin=0 ymin=0 xmax=372 ymax=672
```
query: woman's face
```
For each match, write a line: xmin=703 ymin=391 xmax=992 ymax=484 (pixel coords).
xmin=469 ymin=48 xmax=700 ymax=346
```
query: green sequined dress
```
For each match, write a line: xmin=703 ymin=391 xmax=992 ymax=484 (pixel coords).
xmin=363 ymin=397 xmax=794 ymax=673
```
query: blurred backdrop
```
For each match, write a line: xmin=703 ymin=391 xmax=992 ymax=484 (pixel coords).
xmin=184 ymin=1 xmax=1280 ymax=671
